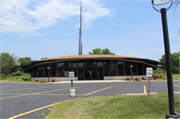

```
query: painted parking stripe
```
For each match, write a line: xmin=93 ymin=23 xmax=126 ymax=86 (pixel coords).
xmin=144 ymin=85 xmax=146 ymax=93
xmin=0 ymin=86 xmax=8 ymax=88
xmin=174 ymin=84 xmax=180 ymax=88
xmin=0 ymin=86 xmax=81 ymax=100
xmin=0 ymin=86 xmax=51 ymax=92
xmin=0 ymin=93 xmax=85 ymax=96
xmin=8 ymin=102 xmax=62 ymax=119
xmin=85 ymin=86 xmax=113 ymax=96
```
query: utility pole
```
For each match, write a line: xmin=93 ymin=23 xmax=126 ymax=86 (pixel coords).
xmin=79 ymin=0 xmax=82 ymax=55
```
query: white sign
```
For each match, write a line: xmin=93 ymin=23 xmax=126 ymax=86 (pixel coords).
xmin=146 ymin=67 xmax=153 ymax=76
xmin=69 ymin=71 xmax=74 ymax=80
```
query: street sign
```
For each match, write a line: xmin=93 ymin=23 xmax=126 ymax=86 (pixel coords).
xmin=146 ymin=67 xmax=153 ymax=77
xmin=69 ymin=71 xmax=74 ymax=80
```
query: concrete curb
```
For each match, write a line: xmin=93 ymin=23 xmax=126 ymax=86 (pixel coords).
xmin=126 ymin=92 xmax=157 ymax=96
xmin=174 ymin=92 xmax=180 ymax=93
xmin=50 ymin=80 xmax=131 ymax=83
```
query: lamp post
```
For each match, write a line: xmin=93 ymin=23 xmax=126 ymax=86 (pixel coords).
xmin=151 ymin=0 xmax=179 ymax=118
xmin=47 ymin=66 xmax=50 ymax=82
xmin=130 ymin=65 xmax=133 ymax=81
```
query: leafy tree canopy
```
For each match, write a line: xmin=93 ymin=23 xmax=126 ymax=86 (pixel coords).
xmin=41 ymin=57 xmax=48 ymax=60
xmin=1 ymin=52 xmax=18 ymax=75
xmin=89 ymin=48 xmax=115 ymax=55
xmin=17 ymin=57 xmax=32 ymax=65
xmin=159 ymin=52 xmax=179 ymax=74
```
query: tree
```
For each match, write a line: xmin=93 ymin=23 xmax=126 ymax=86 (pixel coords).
xmin=89 ymin=48 xmax=115 ymax=55
xmin=159 ymin=52 xmax=180 ymax=74
xmin=17 ymin=57 xmax=32 ymax=65
xmin=41 ymin=57 xmax=48 ymax=60
xmin=0 ymin=52 xmax=18 ymax=75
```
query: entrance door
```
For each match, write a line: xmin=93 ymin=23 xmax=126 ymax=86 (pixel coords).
xmin=84 ymin=62 xmax=97 ymax=80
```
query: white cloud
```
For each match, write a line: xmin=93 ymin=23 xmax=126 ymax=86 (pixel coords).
xmin=0 ymin=0 xmax=111 ymax=36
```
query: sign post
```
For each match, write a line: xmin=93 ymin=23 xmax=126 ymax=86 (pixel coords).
xmin=146 ymin=67 xmax=153 ymax=97
xmin=69 ymin=71 xmax=75 ymax=97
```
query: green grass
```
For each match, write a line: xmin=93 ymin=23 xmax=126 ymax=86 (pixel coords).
xmin=47 ymin=93 xmax=180 ymax=119
xmin=173 ymin=74 xmax=180 ymax=80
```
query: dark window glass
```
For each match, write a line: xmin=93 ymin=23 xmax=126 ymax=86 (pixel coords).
xmin=118 ymin=61 xmax=124 ymax=76
xmin=78 ymin=62 xmax=84 ymax=79
xmin=104 ymin=61 xmax=109 ymax=76
xmin=65 ymin=62 xmax=71 ymax=77
xmin=144 ymin=66 xmax=147 ymax=75
xmin=33 ymin=68 xmax=37 ymax=77
xmin=125 ymin=62 xmax=130 ymax=75
xmin=110 ymin=61 xmax=117 ymax=76
xmin=131 ymin=63 xmax=137 ymax=75
xmin=138 ymin=64 xmax=143 ymax=75
xmin=73 ymin=63 xmax=77 ymax=77
xmin=58 ymin=63 xmax=64 ymax=77
xmin=51 ymin=64 xmax=57 ymax=77
xmin=45 ymin=65 xmax=50 ymax=77
xmin=97 ymin=62 xmax=103 ymax=79
xmin=38 ymin=66 xmax=44 ymax=77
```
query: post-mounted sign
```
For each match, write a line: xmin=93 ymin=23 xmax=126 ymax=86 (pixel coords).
xmin=146 ymin=67 xmax=153 ymax=77
xmin=69 ymin=71 xmax=74 ymax=80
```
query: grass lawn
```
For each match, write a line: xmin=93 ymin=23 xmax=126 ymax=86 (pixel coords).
xmin=173 ymin=74 xmax=180 ymax=80
xmin=47 ymin=93 xmax=179 ymax=119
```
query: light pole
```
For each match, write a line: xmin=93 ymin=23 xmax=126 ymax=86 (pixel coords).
xmin=151 ymin=0 xmax=179 ymax=118
xmin=47 ymin=66 xmax=50 ymax=82
xmin=130 ymin=65 xmax=133 ymax=81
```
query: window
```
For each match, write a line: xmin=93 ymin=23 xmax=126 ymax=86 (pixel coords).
xmin=65 ymin=62 xmax=71 ymax=77
xmin=138 ymin=64 xmax=143 ymax=75
xmin=118 ymin=61 xmax=124 ymax=76
xmin=110 ymin=61 xmax=117 ymax=76
xmin=51 ymin=64 xmax=57 ymax=77
xmin=73 ymin=63 xmax=77 ymax=77
xmin=97 ymin=62 xmax=103 ymax=79
xmin=78 ymin=62 xmax=84 ymax=79
xmin=33 ymin=68 xmax=37 ymax=77
xmin=104 ymin=61 xmax=109 ymax=76
xmin=131 ymin=63 xmax=137 ymax=75
xmin=125 ymin=62 xmax=130 ymax=75
xmin=58 ymin=63 xmax=64 ymax=77
xmin=45 ymin=65 xmax=49 ymax=77
xmin=38 ymin=66 xmax=44 ymax=77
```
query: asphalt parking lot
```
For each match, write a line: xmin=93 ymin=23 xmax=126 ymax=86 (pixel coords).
xmin=0 ymin=81 xmax=180 ymax=119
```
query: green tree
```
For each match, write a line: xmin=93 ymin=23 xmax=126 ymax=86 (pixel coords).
xmin=41 ymin=57 xmax=48 ymax=60
xmin=89 ymin=48 xmax=115 ymax=55
xmin=101 ymin=48 xmax=115 ymax=55
xmin=1 ymin=52 xmax=18 ymax=75
xmin=17 ymin=57 xmax=32 ymax=65
xmin=159 ymin=52 xmax=179 ymax=74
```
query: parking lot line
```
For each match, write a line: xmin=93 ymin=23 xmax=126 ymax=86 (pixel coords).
xmin=8 ymin=102 xmax=62 ymax=119
xmin=174 ymin=84 xmax=180 ymax=88
xmin=144 ymin=85 xmax=146 ymax=93
xmin=1 ymin=86 xmax=8 ymax=88
xmin=0 ymin=86 xmax=51 ymax=92
xmin=85 ymin=86 xmax=113 ymax=96
xmin=0 ymin=86 xmax=81 ymax=100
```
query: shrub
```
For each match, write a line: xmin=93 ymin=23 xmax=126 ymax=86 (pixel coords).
xmin=159 ymin=74 xmax=163 ymax=77
xmin=52 ymin=79 xmax=55 ymax=82
xmin=10 ymin=71 xmax=23 ymax=76
xmin=135 ymin=77 xmax=140 ymax=81
xmin=35 ymin=79 xmax=39 ymax=82
xmin=1 ymin=74 xmax=5 ymax=77
xmin=126 ymin=78 xmax=130 ymax=80
xmin=142 ymin=77 xmax=146 ymax=80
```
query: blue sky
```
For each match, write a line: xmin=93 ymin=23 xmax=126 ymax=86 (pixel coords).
xmin=0 ymin=0 xmax=179 ymax=62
